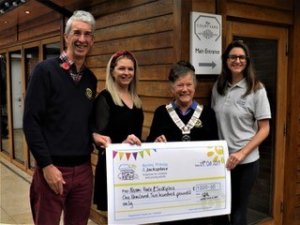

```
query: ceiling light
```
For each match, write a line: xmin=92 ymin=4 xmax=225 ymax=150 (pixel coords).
xmin=0 ymin=0 xmax=27 ymax=15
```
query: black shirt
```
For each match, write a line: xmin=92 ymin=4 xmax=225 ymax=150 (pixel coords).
xmin=93 ymin=89 xmax=144 ymax=144
xmin=147 ymin=104 xmax=218 ymax=142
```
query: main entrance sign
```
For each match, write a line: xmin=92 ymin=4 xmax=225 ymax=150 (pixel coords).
xmin=190 ymin=12 xmax=222 ymax=75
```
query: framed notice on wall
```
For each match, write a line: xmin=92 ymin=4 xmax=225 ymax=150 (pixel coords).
xmin=106 ymin=141 xmax=231 ymax=225
xmin=190 ymin=12 xmax=222 ymax=75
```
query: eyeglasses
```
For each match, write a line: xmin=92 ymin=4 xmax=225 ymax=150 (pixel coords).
xmin=70 ymin=30 xmax=93 ymax=39
xmin=228 ymin=55 xmax=247 ymax=61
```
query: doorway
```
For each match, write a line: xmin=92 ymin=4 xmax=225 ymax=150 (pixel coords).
xmin=0 ymin=37 xmax=61 ymax=171
xmin=10 ymin=50 xmax=26 ymax=164
xmin=24 ymin=46 xmax=39 ymax=168
xmin=0 ymin=53 xmax=10 ymax=155
xmin=227 ymin=22 xmax=287 ymax=225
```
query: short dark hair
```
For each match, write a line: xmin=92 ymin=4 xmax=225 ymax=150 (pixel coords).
xmin=168 ymin=60 xmax=196 ymax=83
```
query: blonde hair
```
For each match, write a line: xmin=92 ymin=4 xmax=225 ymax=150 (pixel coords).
xmin=105 ymin=51 xmax=142 ymax=108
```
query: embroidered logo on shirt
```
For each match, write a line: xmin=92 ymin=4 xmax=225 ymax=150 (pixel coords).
xmin=237 ymin=99 xmax=246 ymax=106
xmin=85 ymin=88 xmax=93 ymax=100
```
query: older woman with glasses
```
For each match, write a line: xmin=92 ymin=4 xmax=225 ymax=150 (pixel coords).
xmin=92 ymin=50 xmax=144 ymax=212
xmin=211 ymin=40 xmax=271 ymax=225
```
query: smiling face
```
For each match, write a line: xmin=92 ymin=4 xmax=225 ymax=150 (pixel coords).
xmin=64 ymin=20 xmax=94 ymax=61
xmin=171 ymin=72 xmax=196 ymax=108
xmin=226 ymin=47 xmax=247 ymax=77
xmin=112 ymin=57 xmax=135 ymax=90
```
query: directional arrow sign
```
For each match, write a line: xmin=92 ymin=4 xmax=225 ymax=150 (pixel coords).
xmin=198 ymin=61 xmax=216 ymax=69
xmin=190 ymin=12 xmax=222 ymax=75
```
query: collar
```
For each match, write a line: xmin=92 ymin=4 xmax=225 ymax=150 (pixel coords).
xmin=172 ymin=100 xmax=198 ymax=116
xmin=59 ymin=51 xmax=74 ymax=70
xmin=228 ymin=78 xmax=247 ymax=89
xmin=59 ymin=52 xmax=86 ymax=73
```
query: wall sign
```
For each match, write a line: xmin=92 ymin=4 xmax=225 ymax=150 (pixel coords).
xmin=190 ymin=12 xmax=222 ymax=75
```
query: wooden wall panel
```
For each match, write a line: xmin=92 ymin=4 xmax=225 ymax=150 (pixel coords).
xmin=19 ymin=14 xmax=61 ymax=41
xmin=18 ymin=12 xmax=61 ymax=32
xmin=91 ymin=152 xmax=98 ymax=167
xmin=87 ymin=48 xmax=176 ymax=69
xmin=231 ymin=0 xmax=293 ymax=10
xmin=297 ymin=138 xmax=300 ymax=211
xmin=192 ymin=0 xmax=216 ymax=13
xmin=87 ymin=0 xmax=177 ymax=120
xmin=283 ymin=0 xmax=300 ymax=224
xmin=0 ymin=27 xmax=18 ymax=46
xmin=93 ymin=0 xmax=173 ymax=28
xmin=142 ymin=96 xmax=170 ymax=112
xmin=93 ymin=14 xmax=173 ymax=43
xmin=96 ymin=82 xmax=105 ymax=94
xmin=92 ymin=31 xmax=174 ymax=56
xmin=136 ymin=48 xmax=176 ymax=66
xmin=296 ymin=195 xmax=300 ymax=207
xmin=19 ymin=20 xmax=61 ymax=41
xmin=138 ymin=81 xmax=171 ymax=97
xmin=90 ymin=68 xmax=106 ymax=80
xmin=142 ymin=127 xmax=150 ymax=141
xmin=143 ymin=111 xmax=154 ymax=128
xmin=296 ymin=208 xmax=300 ymax=221
xmin=139 ymin=65 xmax=170 ymax=81
xmin=226 ymin=1 xmax=293 ymax=25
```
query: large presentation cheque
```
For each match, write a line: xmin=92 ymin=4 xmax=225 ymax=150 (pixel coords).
xmin=106 ymin=140 xmax=231 ymax=225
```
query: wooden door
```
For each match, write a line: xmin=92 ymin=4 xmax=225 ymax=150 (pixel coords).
xmin=227 ymin=22 xmax=288 ymax=225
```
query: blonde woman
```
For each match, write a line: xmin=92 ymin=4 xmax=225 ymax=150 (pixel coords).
xmin=92 ymin=50 xmax=144 ymax=211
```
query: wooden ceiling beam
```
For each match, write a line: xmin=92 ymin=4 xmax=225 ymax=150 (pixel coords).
xmin=35 ymin=0 xmax=72 ymax=17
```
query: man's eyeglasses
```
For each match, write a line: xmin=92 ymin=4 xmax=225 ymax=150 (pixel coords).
xmin=228 ymin=55 xmax=247 ymax=61
xmin=70 ymin=30 xmax=94 ymax=39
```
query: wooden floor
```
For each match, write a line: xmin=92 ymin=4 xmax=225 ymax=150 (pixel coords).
xmin=0 ymin=158 xmax=97 ymax=225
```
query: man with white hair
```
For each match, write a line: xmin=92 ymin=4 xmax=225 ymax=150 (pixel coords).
xmin=23 ymin=10 xmax=97 ymax=225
